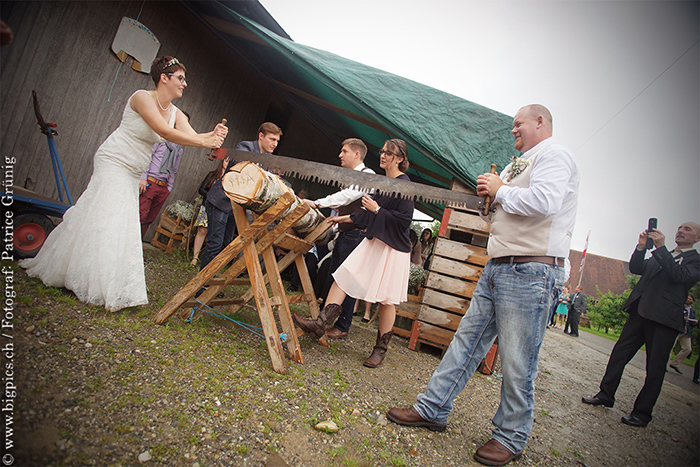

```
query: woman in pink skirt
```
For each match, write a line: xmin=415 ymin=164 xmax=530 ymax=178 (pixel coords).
xmin=293 ymin=139 xmax=414 ymax=368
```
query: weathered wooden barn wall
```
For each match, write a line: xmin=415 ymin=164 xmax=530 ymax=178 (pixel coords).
xmin=0 ymin=1 xmax=338 ymax=237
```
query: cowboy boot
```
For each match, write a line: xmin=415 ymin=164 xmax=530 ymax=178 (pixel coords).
xmin=363 ymin=330 xmax=394 ymax=368
xmin=292 ymin=303 xmax=343 ymax=339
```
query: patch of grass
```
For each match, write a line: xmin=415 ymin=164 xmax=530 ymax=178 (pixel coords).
xmin=580 ymin=326 xmax=622 ymax=341
xmin=17 ymin=295 xmax=33 ymax=306
xmin=114 ymin=392 xmax=155 ymax=407
xmin=85 ymin=377 xmax=103 ymax=393
xmin=114 ymin=423 xmax=131 ymax=434
xmin=390 ymin=456 xmax=407 ymax=466
xmin=550 ymin=448 xmax=561 ymax=456
xmin=329 ymin=446 xmax=347 ymax=459
xmin=333 ymin=369 xmax=348 ymax=391
xmin=150 ymin=444 xmax=179 ymax=462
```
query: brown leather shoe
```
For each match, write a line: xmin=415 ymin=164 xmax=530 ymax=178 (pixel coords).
xmin=473 ymin=439 xmax=521 ymax=466
xmin=326 ymin=328 xmax=348 ymax=339
xmin=386 ymin=407 xmax=446 ymax=432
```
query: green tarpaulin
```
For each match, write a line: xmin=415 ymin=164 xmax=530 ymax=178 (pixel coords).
xmin=185 ymin=1 xmax=520 ymax=216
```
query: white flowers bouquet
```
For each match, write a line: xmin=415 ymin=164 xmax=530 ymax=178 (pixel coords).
xmin=506 ymin=156 xmax=529 ymax=181
xmin=408 ymin=263 xmax=427 ymax=295
xmin=165 ymin=200 xmax=195 ymax=222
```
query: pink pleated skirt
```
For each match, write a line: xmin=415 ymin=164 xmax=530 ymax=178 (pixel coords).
xmin=332 ymin=237 xmax=410 ymax=305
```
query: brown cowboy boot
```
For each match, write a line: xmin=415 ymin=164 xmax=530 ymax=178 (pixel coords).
xmin=292 ymin=303 xmax=343 ymax=339
xmin=363 ymin=330 xmax=393 ymax=368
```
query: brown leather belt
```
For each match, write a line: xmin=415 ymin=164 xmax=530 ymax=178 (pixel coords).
xmin=493 ymin=256 xmax=564 ymax=267
xmin=147 ymin=176 xmax=168 ymax=187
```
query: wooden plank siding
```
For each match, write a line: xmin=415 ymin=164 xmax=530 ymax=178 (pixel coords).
xmin=0 ymin=1 xmax=337 ymax=238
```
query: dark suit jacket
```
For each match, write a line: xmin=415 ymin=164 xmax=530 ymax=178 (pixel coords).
xmin=623 ymin=246 xmax=700 ymax=333
xmin=570 ymin=292 xmax=587 ymax=314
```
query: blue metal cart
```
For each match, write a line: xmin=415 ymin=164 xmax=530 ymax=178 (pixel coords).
xmin=4 ymin=91 xmax=74 ymax=258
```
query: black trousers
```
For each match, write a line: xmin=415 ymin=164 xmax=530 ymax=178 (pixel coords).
xmin=596 ymin=306 xmax=678 ymax=422
xmin=565 ymin=308 xmax=580 ymax=335
xmin=694 ymin=332 xmax=700 ymax=381
xmin=323 ymin=230 xmax=363 ymax=333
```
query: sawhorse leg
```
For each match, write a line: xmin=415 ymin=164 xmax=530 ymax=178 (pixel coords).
xmin=232 ymin=204 xmax=288 ymax=374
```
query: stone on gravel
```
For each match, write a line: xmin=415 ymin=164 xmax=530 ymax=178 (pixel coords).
xmin=314 ymin=420 xmax=338 ymax=433
xmin=138 ymin=450 xmax=152 ymax=463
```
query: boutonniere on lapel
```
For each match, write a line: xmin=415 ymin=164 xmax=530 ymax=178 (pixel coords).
xmin=505 ymin=156 xmax=530 ymax=182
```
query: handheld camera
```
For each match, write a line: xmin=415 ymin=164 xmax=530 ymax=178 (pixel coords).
xmin=645 ymin=218 xmax=658 ymax=249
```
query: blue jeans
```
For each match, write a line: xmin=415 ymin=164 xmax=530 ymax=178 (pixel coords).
xmin=414 ymin=259 xmax=563 ymax=454
xmin=200 ymin=201 xmax=236 ymax=270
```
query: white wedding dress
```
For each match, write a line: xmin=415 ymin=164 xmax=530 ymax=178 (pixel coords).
xmin=20 ymin=90 xmax=177 ymax=311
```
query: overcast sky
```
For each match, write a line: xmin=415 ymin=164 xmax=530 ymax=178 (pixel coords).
xmin=261 ymin=0 xmax=699 ymax=261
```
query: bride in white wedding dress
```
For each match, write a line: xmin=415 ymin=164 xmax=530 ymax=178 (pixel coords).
xmin=20 ymin=56 xmax=228 ymax=311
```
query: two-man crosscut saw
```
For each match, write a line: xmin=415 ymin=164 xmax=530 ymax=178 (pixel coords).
xmin=215 ymin=149 xmax=486 ymax=211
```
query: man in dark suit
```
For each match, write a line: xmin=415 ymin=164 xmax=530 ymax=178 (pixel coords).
xmin=199 ymin=122 xmax=282 ymax=271
xmin=565 ymin=285 xmax=587 ymax=336
xmin=582 ymin=221 xmax=700 ymax=427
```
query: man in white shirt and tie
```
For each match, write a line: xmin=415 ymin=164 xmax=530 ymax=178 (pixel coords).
xmin=302 ymin=138 xmax=375 ymax=339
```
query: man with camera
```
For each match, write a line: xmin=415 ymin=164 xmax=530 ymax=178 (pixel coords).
xmin=582 ymin=221 xmax=700 ymax=427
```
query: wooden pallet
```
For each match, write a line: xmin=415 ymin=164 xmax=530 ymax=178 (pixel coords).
xmin=151 ymin=211 xmax=191 ymax=253
xmin=409 ymin=179 xmax=490 ymax=354
xmin=393 ymin=290 xmax=423 ymax=339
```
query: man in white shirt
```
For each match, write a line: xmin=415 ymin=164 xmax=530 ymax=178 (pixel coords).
xmin=302 ymin=138 xmax=375 ymax=339
xmin=387 ymin=104 xmax=580 ymax=466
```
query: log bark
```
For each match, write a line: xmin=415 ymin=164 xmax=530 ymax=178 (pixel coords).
xmin=222 ymin=161 xmax=333 ymax=244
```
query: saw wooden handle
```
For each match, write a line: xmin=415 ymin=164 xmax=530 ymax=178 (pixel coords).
xmin=482 ymin=163 xmax=497 ymax=215
xmin=208 ymin=118 xmax=227 ymax=160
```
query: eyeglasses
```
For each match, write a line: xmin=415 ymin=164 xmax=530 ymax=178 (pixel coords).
xmin=379 ymin=149 xmax=398 ymax=157
xmin=168 ymin=73 xmax=187 ymax=84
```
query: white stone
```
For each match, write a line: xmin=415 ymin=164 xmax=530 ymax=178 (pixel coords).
xmin=138 ymin=451 xmax=152 ymax=463
xmin=314 ymin=420 xmax=339 ymax=433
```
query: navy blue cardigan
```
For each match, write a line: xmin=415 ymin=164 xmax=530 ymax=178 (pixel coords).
xmin=350 ymin=173 xmax=414 ymax=253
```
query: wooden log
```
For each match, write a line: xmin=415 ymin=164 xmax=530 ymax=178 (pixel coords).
xmin=222 ymin=161 xmax=333 ymax=244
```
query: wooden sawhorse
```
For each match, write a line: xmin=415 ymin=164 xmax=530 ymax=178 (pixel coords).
xmin=153 ymin=193 xmax=332 ymax=374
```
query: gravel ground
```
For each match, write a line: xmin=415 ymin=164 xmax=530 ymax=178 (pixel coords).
xmin=8 ymin=247 xmax=700 ymax=467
